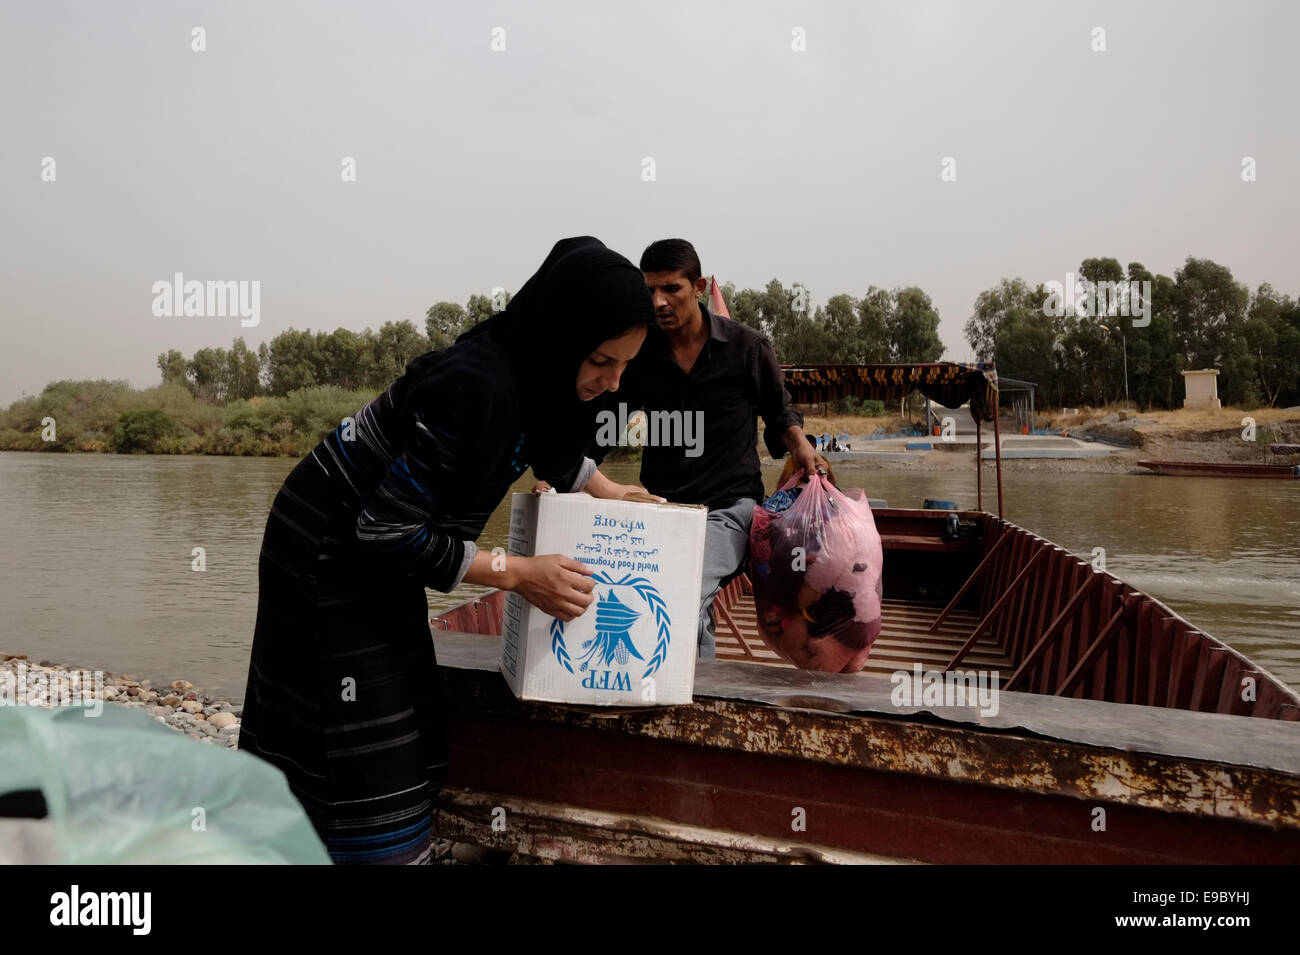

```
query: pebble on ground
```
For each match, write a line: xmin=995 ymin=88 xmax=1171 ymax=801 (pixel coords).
xmin=0 ymin=655 xmax=241 ymax=751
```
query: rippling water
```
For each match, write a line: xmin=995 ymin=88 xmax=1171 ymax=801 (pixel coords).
xmin=1 ymin=451 xmax=1296 ymax=701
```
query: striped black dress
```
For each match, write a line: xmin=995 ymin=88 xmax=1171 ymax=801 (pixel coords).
xmin=239 ymin=339 xmax=590 ymax=864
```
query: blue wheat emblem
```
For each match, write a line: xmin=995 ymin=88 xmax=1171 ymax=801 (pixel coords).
xmin=576 ymin=590 xmax=644 ymax=671
xmin=549 ymin=573 xmax=672 ymax=679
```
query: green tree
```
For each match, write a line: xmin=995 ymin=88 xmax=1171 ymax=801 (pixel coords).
xmin=730 ymin=287 xmax=764 ymax=332
xmin=111 ymin=409 xmax=182 ymax=453
xmin=995 ymin=311 xmax=1060 ymax=402
xmin=1280 ymin=295 xmax=1300 ymax=408
xmin=1079 ymin=258 xmax=1129 ymax=401
xmin=891 ymin=288 xmax=944 ymax=363
xmin=1058 ymin=312 xmax=1109 ymax=405
xmin=1172 ymin=257 xmax=1249 ymax=404
xmin=1120 ymin=262 xmax=1169 ymax=409
xmin=370 ymin=320 xmax=429 ymax=385
xmin=763 ymin=279 xmax=801 ymax=356
xmin=225 ymin=338 xmax=262 ymax=400
xmin=265 ymin=328 xmax=321 ymax=396
xmin=156 ymin=350 xmax=189 ymax=388
xmin=783 ymin=311 xmax=837 ymax=362
xmin=964 ymin=278 xmax=1041 ymax=362
xmin=1136 ymin=270 xmax=1180 ymax=409
xmin=425 ymin=302 xmax=467 ymax=350
xmin=1243 ymin=284 xmax=1300 ymax=407
xmin=857 ymin=287 xmax=894 ymax=363
xmin=317 ymin=328 xmax=369 ymax=390
xmin=821 ymin=294 xmax=860 ymax=360
xmin=188 ymin=347 xmax=228 ymax=403
xmin=464 ymin=292 xmax=504 ymax=331
xmin=1079 ymin=257 xmax=1125 ymax=292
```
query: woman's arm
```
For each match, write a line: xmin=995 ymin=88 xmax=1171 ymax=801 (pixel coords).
xmin=532 ymin=467 xmax=664 ymax=502
xmin=583 ymin=467 xmax=664 ymax=502
xmin=352 ymin=359 xmax=506 ymax=592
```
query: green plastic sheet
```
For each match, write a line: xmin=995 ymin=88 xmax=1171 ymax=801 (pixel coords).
xmin=0 ymin=703 xmax=331 ymax=864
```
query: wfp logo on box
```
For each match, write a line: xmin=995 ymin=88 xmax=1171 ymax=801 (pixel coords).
xmin=550 ymin=573 xmax=671 ymax=692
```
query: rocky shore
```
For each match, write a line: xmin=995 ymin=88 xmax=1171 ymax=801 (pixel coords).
xmin=0 ymin=654 xmax=241 ymax=750
xmin=0 ymin=654 xmax=536 ymax=864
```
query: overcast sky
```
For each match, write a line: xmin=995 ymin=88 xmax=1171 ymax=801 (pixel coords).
xmin=2 ymin=0 xmax=1296 ymax=403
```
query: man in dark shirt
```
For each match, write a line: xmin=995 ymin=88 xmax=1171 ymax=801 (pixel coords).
xmin=581 ymin=239 xmax=819 ymax=658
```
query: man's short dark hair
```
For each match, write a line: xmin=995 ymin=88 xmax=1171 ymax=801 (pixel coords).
xmin=640 ymin=239 xmax=702 ymax=283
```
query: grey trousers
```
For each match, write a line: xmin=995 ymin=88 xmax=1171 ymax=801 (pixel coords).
xmin=697 ymin=497 xmax=757 ymax=659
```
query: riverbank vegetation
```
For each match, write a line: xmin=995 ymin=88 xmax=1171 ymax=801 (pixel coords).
xmin=0 ymin=379 xmax=378 ymax=455
xmin=4 ymin=254 xmax=1296 ymax=455
xmin=959 ymin=258 xmax=1300 ymax=410
xmin=715 ymin=257 xmax=1300 ymax=414
xmin=717 ymin=256 xmax=1299 ymax=411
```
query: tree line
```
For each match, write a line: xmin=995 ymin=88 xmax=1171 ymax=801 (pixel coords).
xmin=152 ymin=282 xmax=946 ymax=402
xmin=964 ymin=256 xmax=1300 ymax=409
xmin=151 ymin=258 xmax=1300 ymax=413
xmin=155 ymin=292 xmax=508 ymax=402
xmin=7 ymin=256 xmax=1296 ymax=457
xmin=718 ymin=280 xmax=945 ymax=365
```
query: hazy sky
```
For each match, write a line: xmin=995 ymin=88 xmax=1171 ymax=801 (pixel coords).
xmin=2 ymin=0 xmax=1296 ymax=404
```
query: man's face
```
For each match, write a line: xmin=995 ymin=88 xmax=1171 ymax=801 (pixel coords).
xmin=643 ymin=270 xmax=708 ymax=332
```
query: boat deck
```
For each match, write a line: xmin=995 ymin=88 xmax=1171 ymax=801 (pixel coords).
xmin=712 ymin=577 xmax=1012 ymax=681
xmin=430 ymin=509 xmax=1300 ymax=719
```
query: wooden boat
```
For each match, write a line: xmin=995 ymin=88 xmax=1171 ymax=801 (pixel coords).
xmin=429 ymin=363 xmax=1300 ymax=864
xmin=1138 ymin=459 xmax=1300 ymax=478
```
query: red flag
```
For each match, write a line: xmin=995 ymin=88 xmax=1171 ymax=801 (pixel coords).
xmin=708 ymin=275 xmax=731 ymax=319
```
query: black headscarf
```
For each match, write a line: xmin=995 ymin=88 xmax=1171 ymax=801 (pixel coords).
xmin=406 ymin=236 xmax=655 ymax=472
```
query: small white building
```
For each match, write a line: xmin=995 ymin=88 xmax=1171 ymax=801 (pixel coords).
xmin=1181 ymin=369 xmax=1221 ymax=410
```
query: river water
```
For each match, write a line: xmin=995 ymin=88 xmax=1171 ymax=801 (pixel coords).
xmin=2 ymin=451 xmax=1296 ymax=702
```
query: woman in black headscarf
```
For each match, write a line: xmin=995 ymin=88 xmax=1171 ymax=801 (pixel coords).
xmin=238 ymin=237 xmax=655 ymax=864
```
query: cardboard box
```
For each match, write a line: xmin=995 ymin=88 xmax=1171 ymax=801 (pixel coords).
xmin=501 ymin=492 xmax=707 ymax=706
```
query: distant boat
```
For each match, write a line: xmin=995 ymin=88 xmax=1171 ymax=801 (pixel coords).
xmin=1137 ymin=460 xmax=1300 ymax=479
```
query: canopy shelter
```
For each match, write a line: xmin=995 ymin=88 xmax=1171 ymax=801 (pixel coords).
xmin=779 ymin=361 xmax=1007 ymax=517
xmin=781 ymin=362 xmax=1000 ymax=423
xmin=996 ymin=375 xmax=1038 ymax=432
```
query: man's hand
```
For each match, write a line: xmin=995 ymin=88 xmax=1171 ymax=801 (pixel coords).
xmin=532 ymin=480 xmax=553 ymax=495
xmin=790 ymin=440 xmax=820 ymax=479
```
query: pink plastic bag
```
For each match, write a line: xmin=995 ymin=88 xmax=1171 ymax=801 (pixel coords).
xmin=748 ymin=472 xmax=884 ymax=672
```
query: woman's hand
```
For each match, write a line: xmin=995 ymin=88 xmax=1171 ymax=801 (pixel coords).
xmin=532 ymin=474 xmax=662 ymax=503
xmin=515 ymin=554 xmax=595 ymax=621
xmin=619 ymin=486 xmax=665 ymax=503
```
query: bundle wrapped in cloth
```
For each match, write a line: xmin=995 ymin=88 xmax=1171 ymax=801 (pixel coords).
xmin=748 ymin=470 xmax=884 ymax=672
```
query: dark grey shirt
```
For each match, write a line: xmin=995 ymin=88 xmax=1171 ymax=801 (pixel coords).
xmin=590 ymin=303 xmax=803 ymax=509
